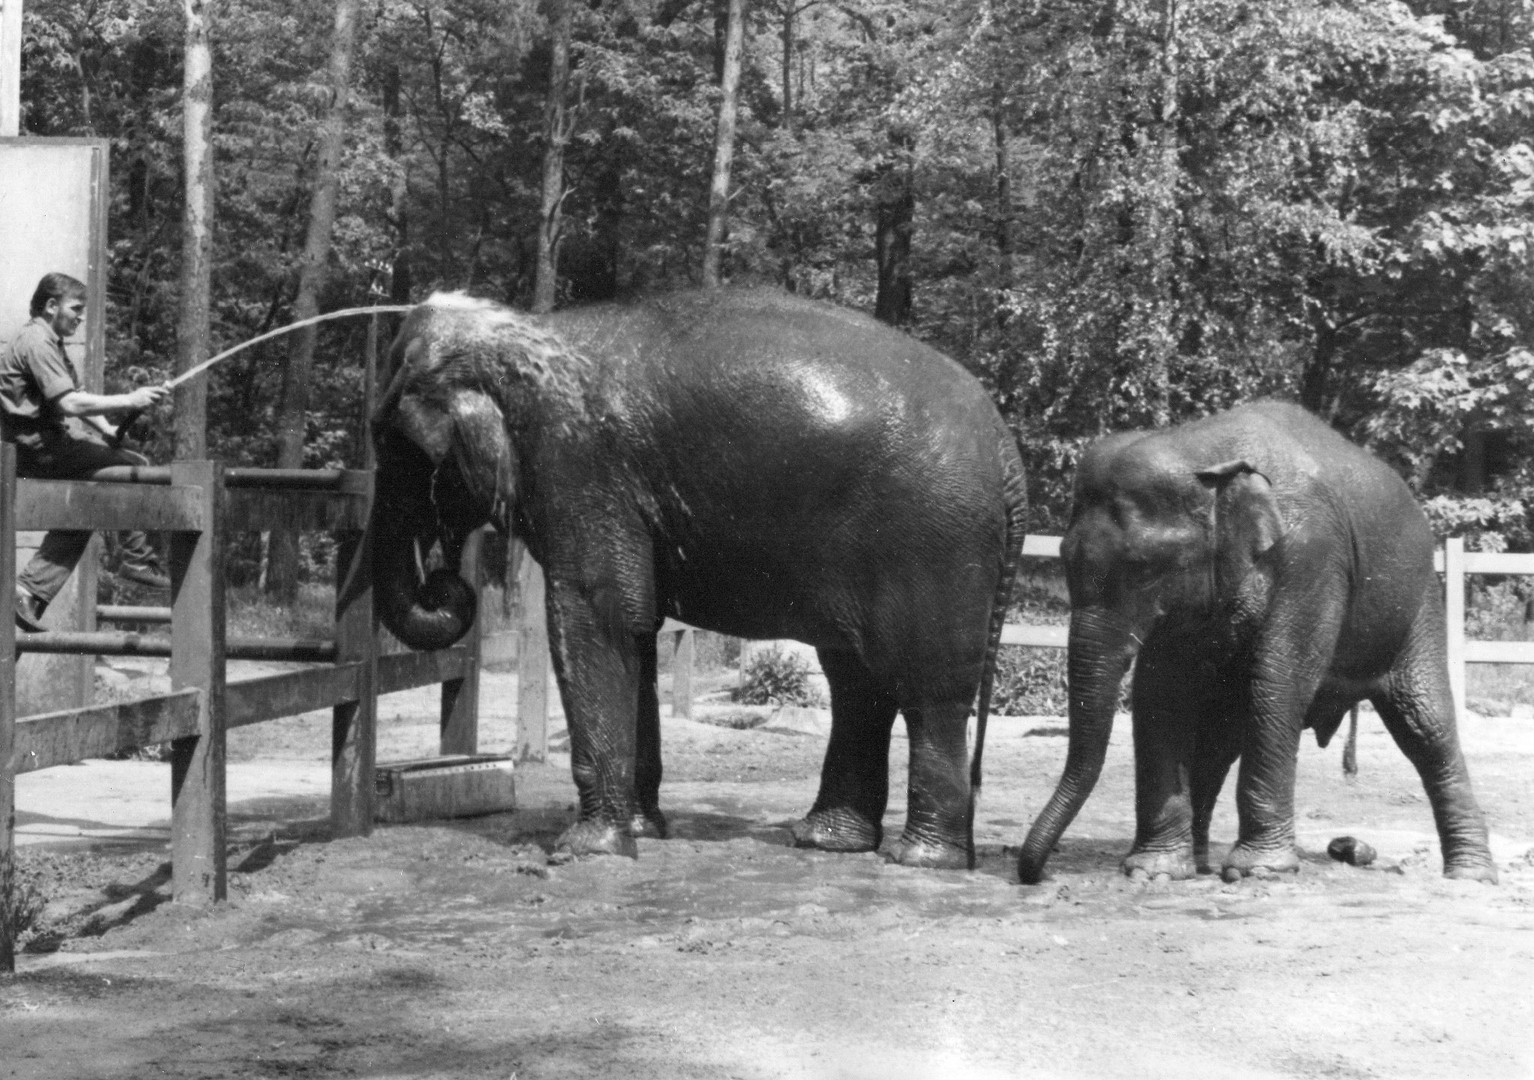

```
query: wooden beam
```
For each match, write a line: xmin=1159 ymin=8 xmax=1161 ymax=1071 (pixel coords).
xmin=440 ymin=528 xmax=484 ymax=756
xmin=227 ymin=664 xmax=365 ymax=729
xmin=15 ymin=478 xmax=203 ymax=532
xmin=332 ymin=516 xmax=377 ymax=837
xmin=1 ymin=0 xmax=20 ymax=137
xmin=170 ymin=460 xmax=227 ymax=905
xmin=377 ymin=646 xmax=471 ymax=695
xmin=14 ymin=689 xmax=202 ymax=774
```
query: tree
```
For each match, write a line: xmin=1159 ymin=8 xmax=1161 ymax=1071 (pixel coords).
xmin=534 ymin=0 xmax=573 ymax=313
xmin=702 ymin=0 xmax=745 ymax=287
xmin=266 ymin=0 xmax=359 ymax=600
xmin=175 ymin=0 xmax=214 ymax=461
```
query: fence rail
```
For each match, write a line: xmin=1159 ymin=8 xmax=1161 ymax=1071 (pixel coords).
xmin=0 ymin=449 xmax=511 ymax=971
xmin=641 ymin=532 xmax=1528 ymax=722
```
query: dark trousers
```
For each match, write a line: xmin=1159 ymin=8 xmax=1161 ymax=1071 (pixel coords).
xmin=15 ymin=421 xmax=161 ymax=604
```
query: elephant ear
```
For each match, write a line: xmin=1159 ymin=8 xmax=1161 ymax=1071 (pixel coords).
xmin=1195 ymin=459 xmax=1283 ymax=601
xmin=446 ymin=390 xmax=517 ymax=530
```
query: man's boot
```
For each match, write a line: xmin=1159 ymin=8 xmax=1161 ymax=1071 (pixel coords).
xmin=15 ymin=589 xmax=47 ymax=633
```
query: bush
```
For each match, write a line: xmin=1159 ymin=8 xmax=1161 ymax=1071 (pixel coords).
xmin=734 ymin=646 xmax=823 ymax=707
xmin=991 ymin=646 xmax=1070 ymax=716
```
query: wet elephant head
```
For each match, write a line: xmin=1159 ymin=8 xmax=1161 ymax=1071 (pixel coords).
xmin=369 ymin=297 xmax=579 ymax=651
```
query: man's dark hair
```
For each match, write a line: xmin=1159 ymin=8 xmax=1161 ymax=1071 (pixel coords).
xmin=29 ymin=272 xmax=87 ymax=318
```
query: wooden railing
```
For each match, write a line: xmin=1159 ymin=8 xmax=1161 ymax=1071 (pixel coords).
xmin=0 ymin=447 xmax=510 ymax=970
xmin=615 ymin=531 xmax=1525 ymax=725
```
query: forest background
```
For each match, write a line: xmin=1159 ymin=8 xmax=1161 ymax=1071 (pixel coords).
xmin=12 ymin=0 xmax=1534 ymax=593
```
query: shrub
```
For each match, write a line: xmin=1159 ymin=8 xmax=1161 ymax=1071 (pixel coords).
xmin=991 ymin=646 xmax=1070 ymax=716
xmin=734 ymin=646 xmax=823 ymax=707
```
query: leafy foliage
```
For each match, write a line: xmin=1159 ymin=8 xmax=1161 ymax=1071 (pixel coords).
xmin=733 ymin=646 xmax=824 ymax=707
xmin=12 ymin=0 xmax=1534 ymax=559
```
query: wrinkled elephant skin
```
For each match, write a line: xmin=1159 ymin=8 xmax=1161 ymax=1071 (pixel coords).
xmin=1018 ymin=401 xmax=1497 ymax=886
xmin=369 ymin=288 xmax=1028 ymax=869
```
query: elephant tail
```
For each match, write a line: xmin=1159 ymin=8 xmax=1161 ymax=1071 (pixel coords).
xmin=969 ymin=439 xmax=1029 ymax=839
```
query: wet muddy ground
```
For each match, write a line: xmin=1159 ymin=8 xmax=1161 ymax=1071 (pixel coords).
xmin=5 ymin=665 xmax=1534 ymax=1079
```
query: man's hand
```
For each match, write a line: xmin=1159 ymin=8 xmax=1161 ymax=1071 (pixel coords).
xmin=124 ymin=382 xmax=171 ymax=410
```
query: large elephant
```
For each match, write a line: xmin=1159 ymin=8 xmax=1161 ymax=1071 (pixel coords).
xmin=370 ymin=287 xmax=1028 ymax=869
xmin=1017 ymin=401 xmax=1497 ymax=885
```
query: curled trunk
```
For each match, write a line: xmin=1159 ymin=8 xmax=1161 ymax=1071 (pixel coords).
xmin=1017 ymin=607 xmax=1138 ymax=883
xmin=374 ymin=529 xmax=478 ymax=651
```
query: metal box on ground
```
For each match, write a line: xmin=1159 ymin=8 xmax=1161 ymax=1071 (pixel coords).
xmin=374 ymin=755 xmax=516 ymax=823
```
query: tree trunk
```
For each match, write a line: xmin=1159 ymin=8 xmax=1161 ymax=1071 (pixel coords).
xmin=267 ymin=0 xmax=359 ymax=601
xmin=992 ymin=87 xmax=1013 ymax=314
xmin=781 ymin=0 xmax=794 ymax=130
xmin=1140 ymin=0 xmax=1179 ymax=429
xmin=175 ymin=0 xmax=215 ymax=461
xmin=873 ymin=127 xmax=914 ymax=327
xmin=534 ymin=0 xmax=573 ymax=314
xmin=702 ymin=0 xmax=744 ymax=289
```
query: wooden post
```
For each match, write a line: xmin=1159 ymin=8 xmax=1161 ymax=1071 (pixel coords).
xmin=671 ymin=628 xmax=694 ymax=720
xmin=169 ymin=460 xmax=226 ymax=904
xmin=332 ymin=469 xmax=377 ymax=835
xmin=440 ymin=526 xmax=482 ymax=756
xmin=0 ymin=445 xmax=18 ymax=972
xmin=515 ymin=542 xmax=549 ymax=762
xmin=1 ymin=0 xmax=20 ymax=137
xmin=1342 ymin=705 xmax=1358 ymax=780
xmin=1445 ymin=537 xmax=1467 ymax=719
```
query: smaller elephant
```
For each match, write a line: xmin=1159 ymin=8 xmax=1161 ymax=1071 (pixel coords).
xmin=1018 ymin=401 xmax=1497 ymax=885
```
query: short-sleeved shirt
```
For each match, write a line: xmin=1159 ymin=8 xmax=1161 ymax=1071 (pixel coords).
xmin=0 ymin=317 xmax=82 ymax=451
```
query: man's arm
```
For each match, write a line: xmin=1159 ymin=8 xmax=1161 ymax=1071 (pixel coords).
xmin=53 ymin=384 xmax=170 ymax=419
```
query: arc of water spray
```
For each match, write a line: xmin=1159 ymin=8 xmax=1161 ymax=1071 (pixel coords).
xmin=166 ymin=303 xmax=415 ymax=389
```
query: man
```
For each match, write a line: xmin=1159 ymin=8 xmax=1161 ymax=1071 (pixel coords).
xmin=1 ymin=272 xmax=172 ymax=632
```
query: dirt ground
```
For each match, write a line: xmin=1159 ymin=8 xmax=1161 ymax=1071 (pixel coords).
xmin=5 ymin=659 xmax=1534 ymax=1080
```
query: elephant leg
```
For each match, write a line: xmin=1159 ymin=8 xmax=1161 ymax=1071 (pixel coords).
xmin=1190 ymin=709 xmax=1241 ymax=875
xmin=1122 ymin=639 xmax=1204 ymax=881
xmin=1370 ymin=593 xmax=1497 ymax=883
xmin=547 ymin=576 xmax=648 ymax=859
xmin=1223 ymin=589 xmax=1346 ymax=880
xmin=792 ymin=648 xmax=896 ymax=855
xmin=890 ymin=698 xmax=976 ymax=869
xmin=631 ymin=631 xmax=667 ymax=840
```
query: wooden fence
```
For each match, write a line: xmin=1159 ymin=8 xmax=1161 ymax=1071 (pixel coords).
xmin=634 ymin=533 xmax=1525 ymax=725
xmin=0 ymin=447 xmax=511 ymax=971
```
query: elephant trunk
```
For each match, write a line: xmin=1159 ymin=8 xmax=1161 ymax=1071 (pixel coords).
xmin=374 ymin=527 xmax=478 ymax=651
xmin=1017 ymin=607 xmax=1139 ymax=884
xmin=370 ymin=442 xmax=479 ymax=652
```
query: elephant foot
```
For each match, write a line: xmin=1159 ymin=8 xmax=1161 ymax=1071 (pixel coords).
xmin=1444 ymin=859 xmax=1499 ymax=885
xmin=886 ymin=833 xmax=972 ymax=870
xmin=556 ymin=818 xmax=639 ymax=859
xmin=790 ymin=808 xmax=881 ymax=853
xmin=1122 ymin=848 xmax=1197 ymax=882
xmin=1220 ymin=842 xmax=1299 ymax=882
xmin=629 ymin=806 xmax=669 ymax=840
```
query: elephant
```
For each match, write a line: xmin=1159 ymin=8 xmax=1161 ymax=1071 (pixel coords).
xmin=1017 ymin=401 xmax=1497 ymax=885
xmin=369 ymin=287 xmax=1028 ymax=869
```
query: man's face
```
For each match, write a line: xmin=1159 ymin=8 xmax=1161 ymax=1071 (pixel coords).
xmin=44 ymin=294 xmax=86 ymax=339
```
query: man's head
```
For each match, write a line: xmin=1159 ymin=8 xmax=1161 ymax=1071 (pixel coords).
xmin=29 ymin=273 xmax=87 ymax=338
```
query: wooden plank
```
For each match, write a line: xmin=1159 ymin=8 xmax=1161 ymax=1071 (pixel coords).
xmin=1022 ymin=535 xmax=1062 ymax=559
xmin=671 ymin=628 xmax=694 ymax=720
xmin=0 ymin=444 xmax=17 ymax=973
xmin=14 ymin=689 xmax=202 ymax=773
xmin=332 ymin=519 xmax=377 ymax=837
xmin=228 ymin=664 xmax=365 ymax=729
xmin=515 ymin=546 xmax=549 ymax=763
xmin=1 ymin=0 xmax=21 ymax=138
xmin=170 ymin=460 xmax=227 ymax=905
xmin=441 ymin=528 xmax=484 ymax=756
xmin=15 ymin=478 xmax=202 ymax=532
xmin=1444 ymin=537 xmax=1467 ymax=719
xmin=481 ymin=630 xmax=516 ymax=666
xmin=1463 ymin=641 xmax=1534 ymax=665
xmin=377 ymin=645 xmax=471 ymax=695
xmin=1001 ymin=624 xmax=1069 ymax=648
xmin=225 ymin=488 xmax=369 ymax=533
xmin=1460 ymin=551 xmax=1534 ymax=576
